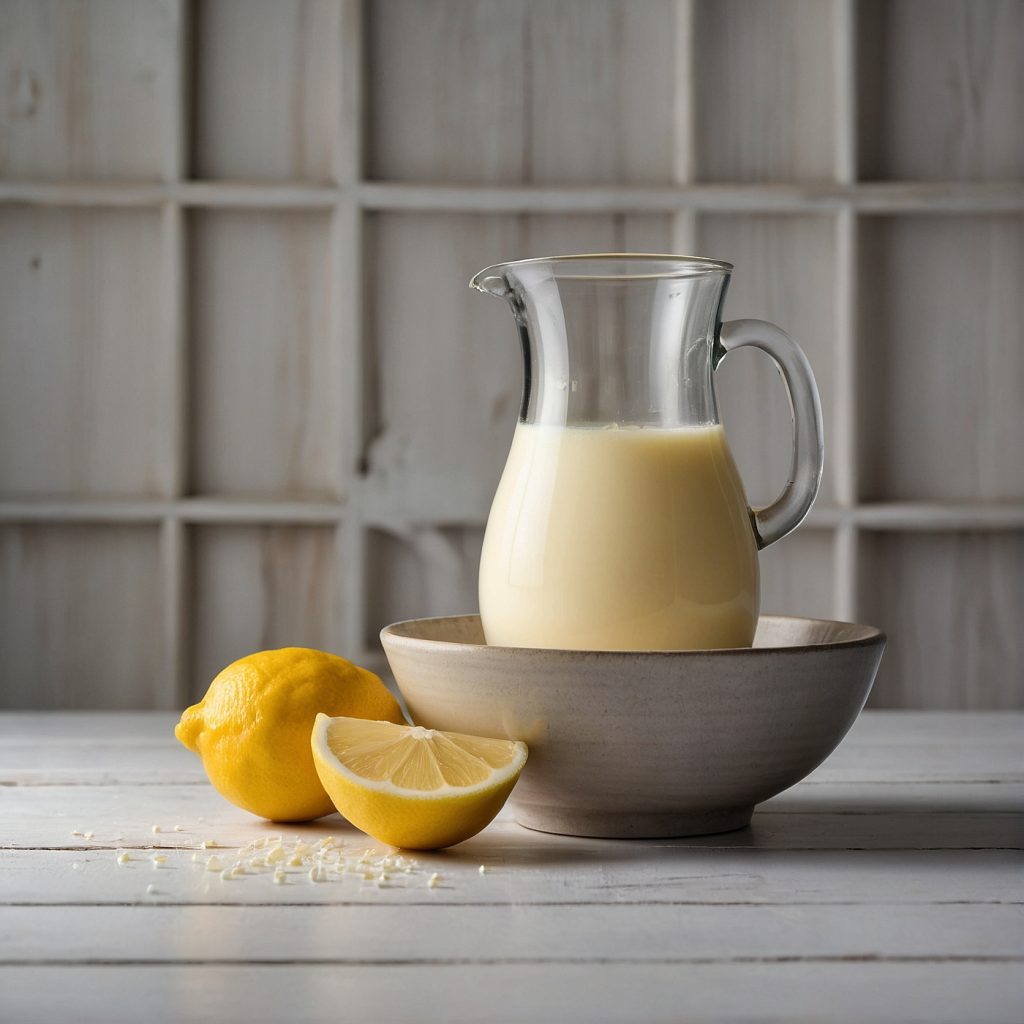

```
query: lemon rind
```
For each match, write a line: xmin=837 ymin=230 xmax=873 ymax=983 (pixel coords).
xmin=311 ymin=713 xmax=527 ymax=801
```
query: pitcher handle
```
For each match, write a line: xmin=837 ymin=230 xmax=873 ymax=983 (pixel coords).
xmin=717 ymin=319 xmax=824 ymax=549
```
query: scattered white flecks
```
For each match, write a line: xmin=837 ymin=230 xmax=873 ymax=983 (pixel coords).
xmin=83 ymin=831 xmax=95 ymax=841
xmin=146 ymin=884 xmax=157 ymax=895
xmin=116 ymin=851 xmax=131 ymax=866
xmin=478 ymin=865 xmax=488 ymax=875
xmin=71 ymin=829 xmax=83 ymax=837
xmin=173 ymin=824 xmax=185 ymax=833
xmin=427 ymin=873 xmax=441 ymax=888
xmin=197 ymin=816 xmax=205 ymax=823
xmin=145 ymin=835 xmax=414 ymax=888
xmin=71 ymin=862 xmax=81 ymax=870
xmin=151 ymin=825 xmax=161 ymax=834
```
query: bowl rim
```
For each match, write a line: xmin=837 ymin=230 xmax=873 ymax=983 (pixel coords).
xmin=380 ymin=613 xmax=886 ymax=656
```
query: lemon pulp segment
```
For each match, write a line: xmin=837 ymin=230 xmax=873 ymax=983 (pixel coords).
xmin=311 ymin=714 xmax=527 ymax=849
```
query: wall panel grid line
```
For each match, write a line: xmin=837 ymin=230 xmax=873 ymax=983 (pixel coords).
xmin=2 ymin=501 xmax=1024 ymax=531
xmin=831 ymin=0 xmax=858 ymax=625
xmin=0 ymin=0 xmax=1021 ymax=709
xmin=1 ymin=181 xmax=1022 ymax=212
xmin=158 ymin=0 xmax=190 ymax=708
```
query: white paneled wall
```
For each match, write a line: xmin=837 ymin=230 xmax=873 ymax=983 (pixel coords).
xmin=0 ymin=0 xmax=1021 ymax=709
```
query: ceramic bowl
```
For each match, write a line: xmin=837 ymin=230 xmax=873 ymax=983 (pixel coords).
xmin=380 ymin=615 xmax=885 ymax=839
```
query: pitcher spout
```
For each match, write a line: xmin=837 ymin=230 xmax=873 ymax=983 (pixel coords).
xmin=469 ymin=265 xmax=511 ymax=298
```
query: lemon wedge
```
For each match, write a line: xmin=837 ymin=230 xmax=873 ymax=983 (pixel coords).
xmin=311 ymin=714 xmax=528 ymax=849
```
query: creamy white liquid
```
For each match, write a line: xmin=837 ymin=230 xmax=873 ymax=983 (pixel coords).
xmin=479 ymin=423 xmax=759 ymax=650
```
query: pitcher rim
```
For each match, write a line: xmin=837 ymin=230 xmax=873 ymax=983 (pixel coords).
xmin=470 ymin=252 xmax=733 ymax=290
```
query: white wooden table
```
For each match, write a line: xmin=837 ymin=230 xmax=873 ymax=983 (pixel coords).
xmin=1 ymin=711 xmax=1021 ymax=1023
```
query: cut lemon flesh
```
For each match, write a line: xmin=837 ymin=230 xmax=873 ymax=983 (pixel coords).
xmin=311 ymin=714 xmax=528 ymax=850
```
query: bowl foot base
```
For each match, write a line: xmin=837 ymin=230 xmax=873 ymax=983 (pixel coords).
xmin=511 ymin=803 xmax=754 ymax=839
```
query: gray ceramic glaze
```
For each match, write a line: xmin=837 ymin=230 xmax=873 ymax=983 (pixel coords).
xmin=380 ymin=615 xmax=885 ymax=839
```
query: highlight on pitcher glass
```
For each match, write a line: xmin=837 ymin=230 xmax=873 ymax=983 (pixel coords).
xmin=471 ymin=254 xmax=823 ymax=652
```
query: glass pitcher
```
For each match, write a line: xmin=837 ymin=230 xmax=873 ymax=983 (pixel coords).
xmin=470 ymin=253 xmax=823 ymax=652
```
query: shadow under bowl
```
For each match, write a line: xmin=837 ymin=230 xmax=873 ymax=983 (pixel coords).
xmin=380 ymin=615 xmax=885 ymax=839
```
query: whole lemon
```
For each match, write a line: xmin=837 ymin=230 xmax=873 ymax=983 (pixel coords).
xmin=175 ymin=648 xmax=405 ymax=822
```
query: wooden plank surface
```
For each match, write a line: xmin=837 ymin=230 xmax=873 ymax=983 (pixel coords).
xmin=857 ymin=215 xmax=1024 ymax=504
xmin=758 ymin=529 xmax=837 ymax=620
xmin=3 ymin=847 xmax=1020 ymax=908
xmin=1 ymin=711 xmax=1021 ymax=1023
xmin=860 ymin=532 xmax=1024 ymax=709
xmin=0 ymin=207 xmax=170 ymax=497
xmin=5 ymin=788 xmax=1020 ymax=853
xmin=0 ymin=0 xmax=181 ymax=180
xmin=3 ymin=904 xmax=1020 ymax=962
xmin=1 ymin=963 xmax=1022 ymax=1024
xmin=0 ymin=529 xmax=164 ymax=709
xmin=188 ymin=210 xmax=340 ymax=497
xmin=190 ymin=525 xmax=343 ymax=701
xmin=693 ymin=0 xmax=836 ymax=182
xmin=365 ymin=527 xmax=485 ymax=650
xmin=366 ymin=0 xmax=675 ymax=184
xmin=857 ymin=0 xmax=1024 ymax=182
xmin=192 ymin=0 xmax=339 ymax=181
